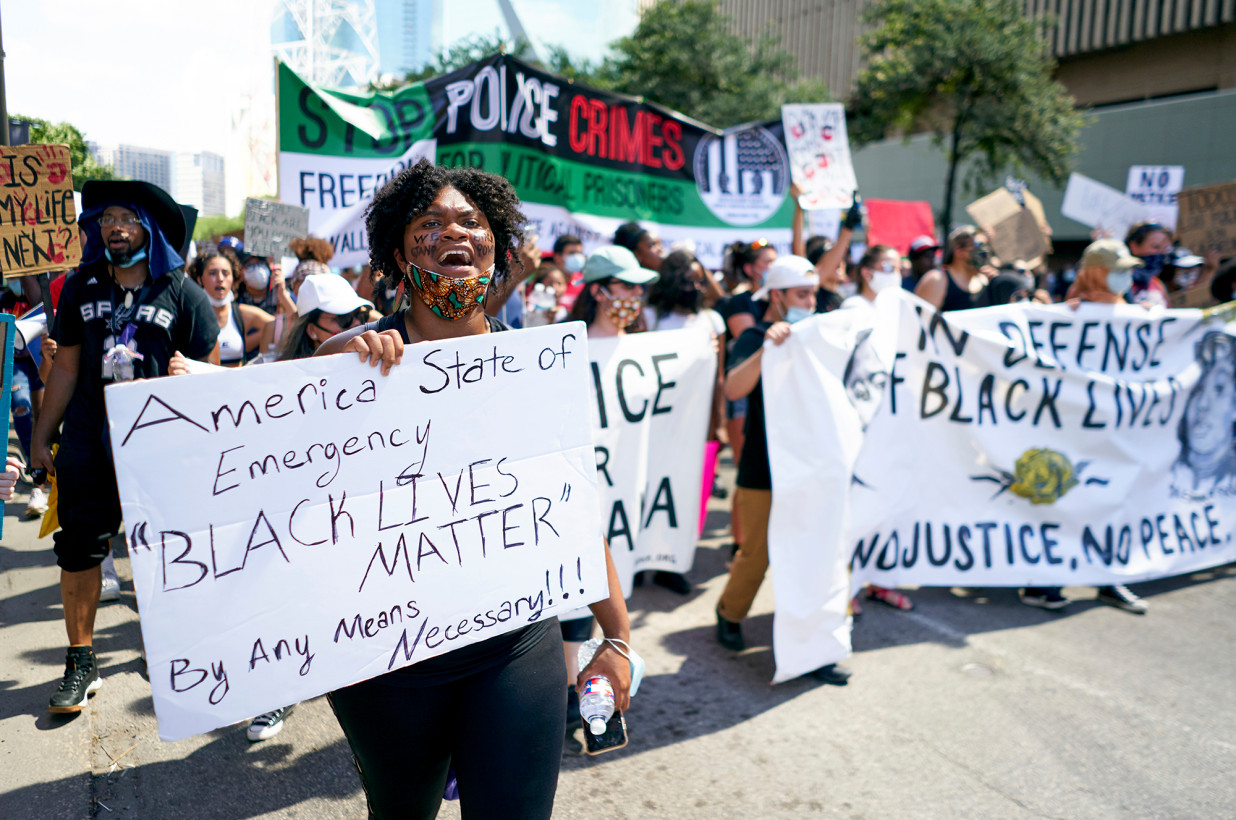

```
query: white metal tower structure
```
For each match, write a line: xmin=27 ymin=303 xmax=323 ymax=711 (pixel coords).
xmin=272 ymin=0 xmax=381 ymax=88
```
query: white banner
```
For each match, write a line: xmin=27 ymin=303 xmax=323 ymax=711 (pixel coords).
xmin=781 ymin=103 xmax=858 ymax=211
xmin=1126 ymin=165 xmax=1185 ymax=230
xmin=764 ymin=292 xmax=1236 ymax=677
xmin=278 ymin=139 xmax=437 ymax=269
xmin=106 ymin=324 xmax=607 ymax=740
xmin=587 ymin=328 xmax=716 ymax=597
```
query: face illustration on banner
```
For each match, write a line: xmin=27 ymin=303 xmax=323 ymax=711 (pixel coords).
xmin=843 ymin=328 xmax=888 ymax=431
xmin=1173 ymin=331 xmax=1236 ymax=497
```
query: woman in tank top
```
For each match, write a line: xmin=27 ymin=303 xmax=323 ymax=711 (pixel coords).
xmin=187 ymin=248 xmax=272 ymax=366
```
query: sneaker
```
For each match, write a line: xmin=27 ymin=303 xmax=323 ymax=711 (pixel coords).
xmin=49 ymin=646 xmax=101 ymax=713
xmin=99 ymin=554 xmax=121 ymax=602
xmin=246 ymin=706 xmax=292 ymax=741
xmin=652 ymin=571 xmax=691 ymax=595
xmin=24 ymin=486 xmax=48 ymax=519
xmin=867 ymin=586 xmax=913 ymax=611
xmin=807 ymin=663 xmax=852 ymax=685
xmin=1019 ymin=588 xmax=1069 ymax=611
xmin=1096 ymin=585 xmax=1148 ymax=615
xmin=715 ymin=607 xmax=745 ymax=651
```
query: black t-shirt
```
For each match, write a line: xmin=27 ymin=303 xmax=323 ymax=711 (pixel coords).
xmin=370 ymin=308 xmax=553 ymax=685
xmin=52 ymin=262 xmax=218 ymax=442
xmin=730 ymin=322 xmax=773 ymax=490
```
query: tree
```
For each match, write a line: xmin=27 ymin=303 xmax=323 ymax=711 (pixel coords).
xmin=850 ymin=0 xmax=1086 ymax=233
xmin=602 ymin=0 xmax=830 ymax=127
xmin=18 ymin=115 xmax=119 ymax=191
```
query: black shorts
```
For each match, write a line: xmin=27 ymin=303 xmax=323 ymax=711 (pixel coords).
xmin=52 ymin=439 xmax=120 ymax=572
xmin=559 ymin=615 xmax=595 ymax=642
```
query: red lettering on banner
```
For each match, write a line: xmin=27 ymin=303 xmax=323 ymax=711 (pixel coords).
xmin=566 ymin=93 xmax=685 ymax=172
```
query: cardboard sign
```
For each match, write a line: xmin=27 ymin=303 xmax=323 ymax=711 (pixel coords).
xmin=1176 ymin=181 xmax=1236 ymax=257
xmin=781 ymin=103 xmax=859 ymax=210
xmin=244 ymin=198 xmax=309 ymax=258
xmin=1061 ymin=173 xmax=1150 ymax=239
xmin=105 ymin=323 xmax=608 ymax=740
xmin=966 ymin=188 xmax=1048 ymax=266
xmin=0 ymin=144 xmax=82 ymax=278
xmin=1126 ymin=165 xmax=1184 ymax=229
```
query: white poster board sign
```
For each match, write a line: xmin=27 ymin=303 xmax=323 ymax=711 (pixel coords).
xmin=243 ymin=198 xmax=310 ymax=258
xmin=106 ymin=324 xmax=607 ymax=740
xmin=781 ymin=103 xmax=858 ymax=210
xmin=587 ymin=328 xmax=716 ymax=597
xmin=1061 ymin=172 xmax=1150 ymax=239
xmin=1126 ymin=165 xmax=1185 ymax=230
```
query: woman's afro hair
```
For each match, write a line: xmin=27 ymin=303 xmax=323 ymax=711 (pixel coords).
xmin=365 ymin=159 xmax=527 ymax=291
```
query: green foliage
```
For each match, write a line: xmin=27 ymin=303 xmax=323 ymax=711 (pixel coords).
xmin=17 ymin=115 xmax=119 ymax=191
xmin=193 ymin=214 xmax=245 ymax=242
xmin=603 ymin=0 xmax=830 ymax=127
xmin=851 ymin=0 xmax=1086 ymax=229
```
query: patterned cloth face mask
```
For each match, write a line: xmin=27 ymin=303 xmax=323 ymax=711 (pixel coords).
xmin=407 ymin=262 xmax=494 ymax=320
xmin=600 ymin=287 xmax=643 ymax=327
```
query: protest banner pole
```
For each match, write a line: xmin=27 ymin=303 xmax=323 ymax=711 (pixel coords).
xmin=0 ymin=7 xmax=8 ymax=149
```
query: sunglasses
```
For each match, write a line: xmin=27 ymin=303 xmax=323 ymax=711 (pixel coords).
xmin=315 ymin=309 xmax=366 ymax=331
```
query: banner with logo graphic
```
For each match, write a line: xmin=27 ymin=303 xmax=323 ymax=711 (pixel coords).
xmin=277 ymin=56 xmax=795 ymax=269
xmin=763 ymin=292 xmax=1236 ymax=681
xmin=587 ymin=328 xmax=716 ymax=597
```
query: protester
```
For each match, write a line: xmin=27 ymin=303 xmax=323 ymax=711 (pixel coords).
xmin=286 ymin=236 xmax=335 ymax=296
xmin=790 ymin=188 xmax=862 ymax=313
xmin=1123 ymin=222 xmax=1173 ymax=308
xmin=614 ymin=221 xmax=664 ymax=272
xmin=525 ymin=264 xmax=568 ymax=326
xmin=237 ymin=255 xmax=297 ymax=317
xmin=566 ymin=246 xmax=653 ymax=334
xmin=276 ymin=274 xmax=376 ymax=362
xmin=1022 ymin=239 xmax=1150 ymax=614
xmin=187 ymin=248 xmax=273 ymax=366
xmin=30 ymin=180 xmax=219 ymax=714
xmin=313 ymin=158 xmax=632 ymax=820
xmin=916 ymin=226 xmax=993 ymax=311
xmin=842 ymin=245 xmax=903 ymax=313
xmin=714 ymin=255 xmax=851 ymax=684
xmin=906 ymin=235 xmax=942 ymax=289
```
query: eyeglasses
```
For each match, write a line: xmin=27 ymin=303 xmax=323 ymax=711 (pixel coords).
xmin=98 ymin=215 xmax=142 ymax=227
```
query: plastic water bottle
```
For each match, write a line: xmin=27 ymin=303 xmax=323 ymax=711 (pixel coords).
xmin=524 ymin=283 xmax=557 ymax=327
xmin=576 ymin=638 xmax=614 ymax=735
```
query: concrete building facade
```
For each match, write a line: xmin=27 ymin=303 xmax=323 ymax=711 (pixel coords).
xmin=176 ymin=152 xmax=228 ymax=217
xmin=88 ymin=143 xmax=174 ymax=194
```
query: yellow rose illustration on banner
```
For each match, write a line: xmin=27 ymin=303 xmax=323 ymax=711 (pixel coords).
xmin=1008 ymin=449 xmax=1078 ymax=505
xmin=972 ymin=448 xmax=1106 ymax=505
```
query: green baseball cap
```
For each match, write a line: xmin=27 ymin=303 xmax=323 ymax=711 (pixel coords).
xmin=581 ymin=246 xmax=661 ymax=285
xmin=1080 ymin=239 xmax=1143 ymax=273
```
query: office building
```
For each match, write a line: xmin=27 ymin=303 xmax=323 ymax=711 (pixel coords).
xmin=177 ymin=152 xmax=228 ymax=217
xmin=88 ymin=143 xmax=174 ymax=193
xmin=375 ymin=0 xmax=443 ymax=76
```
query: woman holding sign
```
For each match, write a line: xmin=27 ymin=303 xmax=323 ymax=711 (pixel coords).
xmin=315 ymin=159 xmax=632 ymax=820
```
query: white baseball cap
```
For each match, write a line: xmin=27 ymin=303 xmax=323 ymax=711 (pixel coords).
xmin=753 ymin=255 xmax=819 ymax=300
xmin=297 ymin=273 xmax=374 ymax=317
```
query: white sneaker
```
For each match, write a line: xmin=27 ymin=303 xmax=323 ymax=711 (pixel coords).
xmin=247 ymin=706 xmax=292 ymax=741
xmin=100 ymin=554 xmax=121 ymax=602
xmin=24 ymin=486 xmax=48 ymax=519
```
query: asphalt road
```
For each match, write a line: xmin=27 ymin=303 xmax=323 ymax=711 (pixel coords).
xmin=1 ymin=458 xmax=1233 ymax=819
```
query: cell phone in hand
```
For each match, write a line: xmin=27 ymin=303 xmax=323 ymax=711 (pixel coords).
xmin=582 ymin=710 xmax=627 ymax=755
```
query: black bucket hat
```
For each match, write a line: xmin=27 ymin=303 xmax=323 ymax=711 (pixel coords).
xmin=81 ymin=180 xmax=187 ymax=255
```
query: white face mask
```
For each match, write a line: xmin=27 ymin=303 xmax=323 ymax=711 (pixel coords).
xmin=870 ymin=271 xmax=902 ymax=293
xmin=1106 ymin=271 xmax=1133 ymax=295
xmin=563 ymin=252 xmax=586 ymax=274
xmin=206 ymin=290 xmax=234 ymax=308
xmin=243 ymin=263 xmax=271 ymax=290
xmin=837 ymin=281 xmax=858 ymax=299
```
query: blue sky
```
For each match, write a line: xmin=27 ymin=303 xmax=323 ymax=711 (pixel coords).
xmin=6 ymin=0 xmax=637 ymax=156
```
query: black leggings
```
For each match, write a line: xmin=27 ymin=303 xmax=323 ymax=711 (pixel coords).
xmin=329 ymin=626 xmax=567 ymax=820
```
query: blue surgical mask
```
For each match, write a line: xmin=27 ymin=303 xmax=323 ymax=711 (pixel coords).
xmin=1106 ymin=271 xmax=1133 ymax=295
xmin=784 ymin=306 xmax=813 ymax=324
xmin=105 ymin=245 xmax=148 ymax=269
xmin=563 ymin=253 xmax=586 ymax=274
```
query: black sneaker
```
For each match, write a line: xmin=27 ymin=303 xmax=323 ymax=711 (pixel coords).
xmin=49 ymin=646 xmax=101 ymax=714
xmin=1019 ymin=588 xmax=1069 ymax=611
xmin=652 ymin=571 xmax=691 ymax=595
xmin=247 ymin=705 xmax=293 ymax=741
xmin=807 ymin=664 xmax=852 ymax=685
xmin=715 ymin=607 xmax=744 ymax=651
xmin=1096 ymin=584 xmax=1147 ymax=614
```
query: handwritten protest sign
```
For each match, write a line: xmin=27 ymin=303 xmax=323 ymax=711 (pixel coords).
xmin=1061 ymin=172 xmax=1149 ymax=239
xmin=1126 ymin=165 xmax=1184 ymax=229
xmin=1176 ymin=181 xmax=1236 ymax=257
xmin=244 ymin=198 xmax=309 ymax=258
xmin=781 ymin=103 xmax=858 ymax=210
xmin=105 ymin=323 xmax=607 ymax=740
xmin=764 ymin=290 xmax=1236 ymax=679
xmin=966 ymin=188 xmax=1048 ymax=266
xmin=586 ymin=328 xmax=716 ymax=596
xmin=0 ymin=144 xmax=82 ymax=278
